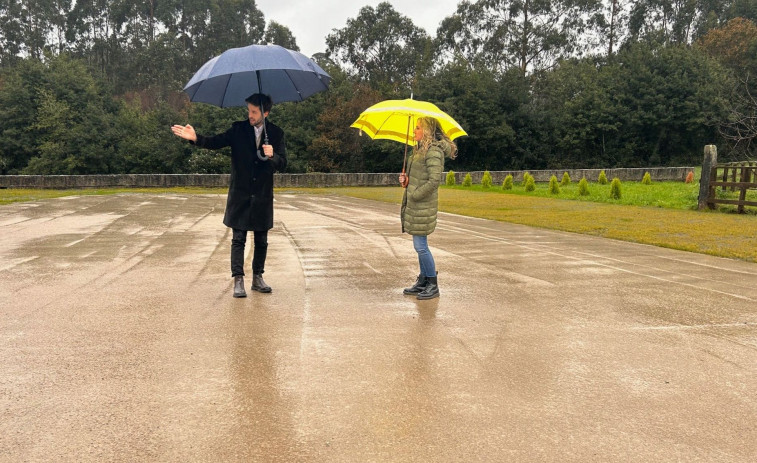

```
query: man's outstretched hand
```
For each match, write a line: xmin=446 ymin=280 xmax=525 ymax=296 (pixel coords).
xmin=171 ymin=124 xmax=197 ymax=142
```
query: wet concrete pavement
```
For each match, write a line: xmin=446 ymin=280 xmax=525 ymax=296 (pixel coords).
xmin=1 ymin=193 xmax=756 ymax=462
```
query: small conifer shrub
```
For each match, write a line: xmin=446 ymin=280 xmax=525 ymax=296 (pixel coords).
xmin=549 ymin=175 xmax=560 ymax=194
xmin=685 ymin=171 xmax=694 ymax=183
xmin=598 ymin=170 xmax=608 ymax=184
xmin=446 ymin=170 xmax=456 ymax=186
xmin=610 ymin=177 xmax=622 ymax=199
xmin=503 ymin=174 xmax=513 ymax=190
xmin=642 ymin=172 xmax=651 ymax=185
xmin=560 ymin=172 xmax=571 ymax=186
xmin=481 ymin=170 xmax=493 ymax=189
xmin=522 ymin=172 xmax=532 ymax=187
xmin=462 ymin=173 xmax=473 ymax=187
xmin=578 ymin=177 xmax=589 ymax=196
xmin=525 ymin=175 xmax=535 ymax=192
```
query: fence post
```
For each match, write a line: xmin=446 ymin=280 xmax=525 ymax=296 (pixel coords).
xmin=698 ymin=145 xmax=718 ymax=210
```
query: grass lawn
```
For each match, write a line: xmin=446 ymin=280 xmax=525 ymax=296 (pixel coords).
xmin=3 ymin=181 xmax=757 ymax=262
xmin=294 ymin=184 xmax=757 ymax=263
xmin=447 ymin=181 xmax=703 ymax=209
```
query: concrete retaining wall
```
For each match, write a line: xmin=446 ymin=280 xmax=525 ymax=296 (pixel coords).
xmin=0 ymin=174 xmax=231 ymax=189
xmin=0 ymin=167 xmax=695 ymax=189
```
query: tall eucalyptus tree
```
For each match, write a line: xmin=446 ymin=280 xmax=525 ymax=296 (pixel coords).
xmin=627 ymin=0 xmax=700 ymax=44
xmin=0 ymin=0 xmax=69 ymax=61
xmin=326 ymin=2 xmax=432 ymax=93
xmin=594 ymin=0 xmax=630 ymax=55
xmin=200 ymin=0 xmax=265 ymax=59
xmin=0 ymin=0 xmax=23 ymax=63
xmin=436 ymin=0 xmax=603 ymax=76
xmin=67 ymin=0 xmax=118 ymax=75
xmin=263 ymin=21 xmax=299 ymax=51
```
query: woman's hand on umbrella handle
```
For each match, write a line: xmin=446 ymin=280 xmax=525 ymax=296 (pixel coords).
xmin=171 ymin=124 xmax=197 ymax=142
xmin=399 ymin=173 xmax=408 ymax=188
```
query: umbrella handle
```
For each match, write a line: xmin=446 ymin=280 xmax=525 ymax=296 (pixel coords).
xmin=401 ymin=141 xmax=409 ymax=187
xmin=256 ymin=128 xmax=271 ymax=162
xmin=254 ymin=129 xmax=270 ymax=162
xmin=256 ymin=69 xmax=270 ymax=161
xmin=401 ymin=114 xmax=411 ymax=184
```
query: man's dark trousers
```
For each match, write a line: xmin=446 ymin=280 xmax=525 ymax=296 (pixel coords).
xmin=231 ymin=229 xmax=268 ymax=276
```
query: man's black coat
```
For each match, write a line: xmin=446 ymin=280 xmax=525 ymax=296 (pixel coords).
xmin=194 ymin=119 xmax=287 ymax=231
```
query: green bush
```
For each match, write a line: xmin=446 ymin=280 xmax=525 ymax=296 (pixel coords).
xmin=578 ymin=177 xmax=589 ymax=196
xmin=462 ymin=173 xmax=472 ymax=187
xmin=503 ymin=174 xmax=513 ymax=190
xmin=481 ymin=170 xmax=493 ymax=189
xmin=598 ymin=170 xmax=608 ymax=184
xmin=522 ymin=172 xmax=532 ymax=187
xmin=642 ymin=172 xmax=651 ymax=185
xmin=610 ymin=177 xmax=622 ymax=199
xmin=560 ymin=172 xmax=571 ymax=186
xmin=525 ymin=175 xmax=535 ymax=192
xmin=549 ymin=175 xmax=560 ymax=194
xmin=446 ymin=170 xmax=456 ymax=186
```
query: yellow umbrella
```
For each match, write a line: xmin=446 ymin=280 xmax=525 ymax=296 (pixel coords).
xmin=350 ymin=98 xmax=467 ymax=175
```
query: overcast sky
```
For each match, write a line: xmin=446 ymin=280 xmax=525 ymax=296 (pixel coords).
xmin=255 ymin=0 xmax=462 ymax=57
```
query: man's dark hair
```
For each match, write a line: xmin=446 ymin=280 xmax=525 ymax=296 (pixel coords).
xmin=245 ymin=93 xmax=273 ymax=113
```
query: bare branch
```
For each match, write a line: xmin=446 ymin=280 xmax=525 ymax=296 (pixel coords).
xmin=719 ymin=75 xmax=757 ymax=157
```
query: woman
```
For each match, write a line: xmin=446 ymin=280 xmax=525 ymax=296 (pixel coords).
xmin=399 ymin=116 xmax=457 ymax=300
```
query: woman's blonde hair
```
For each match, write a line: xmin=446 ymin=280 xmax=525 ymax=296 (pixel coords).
xmin=415 ymin=117 xmax=457 ymax=159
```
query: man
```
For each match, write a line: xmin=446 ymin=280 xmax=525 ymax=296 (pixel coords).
xmin=171 ymin=93 xmax=287 ymax=298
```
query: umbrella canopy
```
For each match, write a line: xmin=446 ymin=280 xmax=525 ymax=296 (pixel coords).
xmin=350 ymin=99 xmax=467 ymax=145
xmin=183 ymin=44 xmax=331 ymax=107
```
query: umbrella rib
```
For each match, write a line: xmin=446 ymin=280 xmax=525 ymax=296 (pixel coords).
xmin=283 ymin=69 xmax=329 ymax=101
xmin=373 ymin=111 xmax=402 ymax=139
xmin=220 ymin=74 xmax=234 ymax=107
xmin=282 ymin=69 xmax=303 ymax=101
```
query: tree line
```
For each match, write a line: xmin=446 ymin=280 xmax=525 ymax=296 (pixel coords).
xmin=1 ymin=0 xmax=756 ymax=175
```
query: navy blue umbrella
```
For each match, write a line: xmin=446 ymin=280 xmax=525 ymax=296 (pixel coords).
xmin=183 ymin=44 xmax=330 ymax=158
xmin=183 ymin=44 xmax=331 ymax=108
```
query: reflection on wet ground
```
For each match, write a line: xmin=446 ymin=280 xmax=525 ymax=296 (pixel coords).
xmin=1 ymin=193 xmax=757 ymax=461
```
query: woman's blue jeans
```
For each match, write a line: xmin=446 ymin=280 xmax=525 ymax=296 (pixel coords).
xmin=412 ymin=235 xmax=436 ymax=278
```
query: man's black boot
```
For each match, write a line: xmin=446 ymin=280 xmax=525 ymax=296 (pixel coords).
xmin=417 ymin=276 xmax=439 ymax=300
xmin=403 ymin=274 xmax=427 ymax=295
xmin=233 ymin=276 xmax=247 ymax=298
xmin=251 ymin=273 xmax=272 ymax=293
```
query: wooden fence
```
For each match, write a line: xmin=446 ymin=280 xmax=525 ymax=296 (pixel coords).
xmin=702 ymin=161 xmax=757 ymax=213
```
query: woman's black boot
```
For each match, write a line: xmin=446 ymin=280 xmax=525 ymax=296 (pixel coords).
xmin=417 ymin=276 xmax=439 ymax=300
xmin=403 ymin=274 xmax=427 ymax=295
